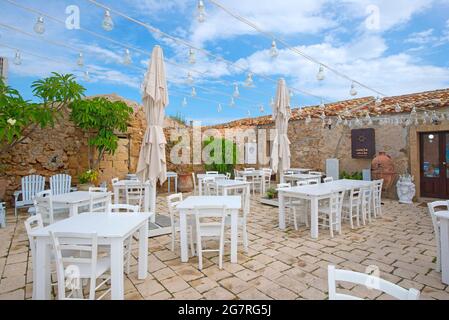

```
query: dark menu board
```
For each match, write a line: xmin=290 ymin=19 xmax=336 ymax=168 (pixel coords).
xmin=351 ymin=128 xmax=375 ymax=159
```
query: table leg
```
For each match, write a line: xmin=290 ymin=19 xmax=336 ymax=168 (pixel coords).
xmin=179 ymin=211 xmax=188 ymax=262
xmin=114 ymin=186 xmax=119 ymax=205
xmin=230 ymin=209 xmax=238 ymax=263
xmin=198 ymin=179 xmax=202 ymax=196
xmin=110 ymin=238 xmax=124 ymax=300
xmin=138 ymin=222 xmax=149 ymax=279
xmin=175 ymin=177 xmax=178 ymax=193
xmin=168 ymin=177 xmax=171 ymax=193
xmin=34 ymin=239 xmax=51 ymax=300
xmin=440 ymin=219 xmax=449 ymax=285
xmin=278 ymin=192 xmax=286 ymax=230
xmin=69 ymin=204 xmax=77 ymax=217
xmin=310 ymin=197 xmax=319 ymax=239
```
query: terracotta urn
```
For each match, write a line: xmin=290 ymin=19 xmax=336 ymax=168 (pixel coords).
xmin=371 ymin=152 xmax=396 ymax=190
xmin=178 ymin=172 xmax=193 ymax=192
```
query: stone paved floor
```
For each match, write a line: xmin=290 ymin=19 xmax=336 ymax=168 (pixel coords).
xmin=1 ymin=194 xmax=448 ymax=300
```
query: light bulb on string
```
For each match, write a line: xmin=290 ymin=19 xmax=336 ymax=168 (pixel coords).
xmin=395 ymin=103 xmax=402 ymax=113
xmin=230 ymin=97 xmax=235 ymax=107
xmin=269 ymin=40 xmax=279 ymax=58
xmin=244 ymin=73 xmax=254 ymax=87
xmin=410 ymin=105 xmax=417 ymax=117
xmin=247 ymin=110 xmax=251 ymax=117
xmin=123 ymin=49 xmax=132 ymax=65
xmin=188 ymin=49 xmax=196 ymax=64
xmin=182 ymin=97 xmax=187 ymax=107
xmin=77 ymin=53 xmax=84 ymax=67
xmin=197 ymin=0 xmax=206 ymax=23
xmin=102 ymin=10 xmax=114 ymax=31
xmin=233 ymin=83 xmax=240 ymax=98
xmin=83 ymin=70 xmax=90 ymax=81
xmin=316 ymin=65 xmax=325 ymax=81
xmin=34 ymin=16 xmax=45 ymax=34
xmin=365 ymin=113 xmax=373 ymax=125
xmin=259 ymin=105 xmax=265 ymax=113
xmin=217 ymin=103 xmax=222 ymax=113
xmin=327 ymin=119 xmax=332 ymax=128
xmin=186 ymin=72 xmax=194 ymax=85
xmin=191 ymin=87 xmax=197 ymax=97
xmin=319 ymin=99 xmax=325 ymax=109
xmin=350 ymin=82 xmax=358 ymax=96
xmin=13 ymin=50 xmax=22 ymax=65
xmin=423 ymin=111 xmax=430 ymax=124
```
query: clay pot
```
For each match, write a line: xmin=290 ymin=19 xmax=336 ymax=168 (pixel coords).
xmin=371 ymin=152 xmax=396 ymax=190
xmin=178 ymin=173 xmax=193 ymax=192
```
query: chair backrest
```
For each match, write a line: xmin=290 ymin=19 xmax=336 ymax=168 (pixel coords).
xmin=50 ymin=174 xmax=72 ymax=195
xmin=24 ymin=214 xmax=44 ymax=260
xmin=235 ymin=176 xmax=247 ymax=182
xmin=125 ymin=184 xmax=144 ymax=210
xmin=374 ymin=179 xmax=384 ymax=199
xmin=50 ymin=231 xmax=100 ymax=300
xmin=262 ymin=168 xmax=272 ymax=181
xmin=193 ymin=205 xmax=228 ymax=231
xmin=22 ymin=175 xmax=46 ymax=201
xmin=328 ymin=265 xmax=420 ymax=300
xmin=89 ymin=187 xmax=107 ymax=193
xmin=329 ymin=190 xmax=345 ymax=217
xmin=206 ymin=171 xmax=219 ymax=175
xmin=427 ymin=201 xmax=448 ymax=237
xmin=309 ymin=171 xmax=322 ymax=176
xmin=277 ymin=183 xmax=291 ymax=189
xmin=225 ymin=172 xmax=231 ymax=180
xmin=106 ymin=203 xmax=139 ymax=213
xmin=307 ymin=178 xmax=320 ymax=185
xmin=89 ymin=191 xmax=111 ymax=213
xmin=203 ymin=177 xmax=217 ymax=195
xmin=296 ymin=180 xmax=308 ymax=186
xmin=244 ymin=168 xmax=255 ymax=172
xmin=361 ymin=188 xmax=372 ymax=206
xmin=191 ymin=173 xmax=197 ymax=194
xmin=33 ymin=190 xmax=55 ymax=225
xmin=323 ymin=177 xmax=333 ymax=183
xmin=349 ymin=188 xmax=361 ymax=203
xmin=167 ymin=193 xmax=183 ymax=224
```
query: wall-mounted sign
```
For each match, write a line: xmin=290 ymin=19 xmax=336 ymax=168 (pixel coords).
xmin=351 ymin=128 xmax=375 ymax=159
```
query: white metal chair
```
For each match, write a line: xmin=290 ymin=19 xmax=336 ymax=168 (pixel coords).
xmin=14 ymin=174 xmax=45 ymax=216
xmin=50 ymin=231 xmax=111 ymax=300
xmin=0 ymin=202 xmax=5 ymax=228
xmin=328 ymin=265 xmax=420 ymax=300
xmin=278 ymin=183 xmax=308 ymax=230
xmin=193 ymin=204 xmax=227 ymax=271
xmin=89 ymin=188 xmax=111 ymax=213
xmin=125 ymin=184 xmax=144 ymax=211
xmin=318 ymin=190 xmax=345 ymax=237
xmin=427 ymin=201 xmax=448 ymax=272
xmin=342 ymin=188 xmax=361 ymax=229
xmin=50 ymin=174 xmax=74 ymax=195
xmin=323 ymin=177 xmax=334 ymax=183
xmin=167 ymin=193 xmax=195 ymax=256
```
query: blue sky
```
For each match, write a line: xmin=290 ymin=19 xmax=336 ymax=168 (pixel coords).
xmin=1 ymin=0 xmax=449 ymax=125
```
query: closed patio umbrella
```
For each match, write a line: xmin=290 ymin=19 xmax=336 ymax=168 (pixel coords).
xmin=136 ymin=45 xmax=168 ymax=196
xmin=270 ymin=78 xmax=291 ymax=181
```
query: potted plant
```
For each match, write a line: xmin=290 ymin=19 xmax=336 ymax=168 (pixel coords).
xmin=77 ymin=169 xmax=98 ymax=191
xmin=265 ymin=187 xmax=278 ymax=199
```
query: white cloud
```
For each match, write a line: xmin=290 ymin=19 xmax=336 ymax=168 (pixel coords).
xmin=405 ymin=29 xmax=437 ymax=44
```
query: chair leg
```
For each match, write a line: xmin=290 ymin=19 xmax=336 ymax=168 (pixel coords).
xmin=349 ymin=206 xmax=354 ymax=229
xmin=242 ymin=223 xmax=248 ymax=253
xmin=292 ymin=207 xmax=298 ymax=231
xmin=355 ymin=205 xmax=360 ymax=227
xmin=170 ymin=227 xmax=176 ymax=252
xmin=189 ymin=225 xmax=196 ymax=257
xmin=329 ymin=213 xmax=334 ymax=238
xmin=196 ymin=236 xmax=202 ymax=271
xmin=14 ymin=206 xmax=17 ymax=217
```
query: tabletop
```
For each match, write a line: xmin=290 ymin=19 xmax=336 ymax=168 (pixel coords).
xmin=278 ymin=179 xmax=374 ymax=196
xmin=237 ymin=170 xmax=263 ymax=176
xmin=167 ymin=172 xmax=178 ymax=177
xmin=284 ymin=173 xmax=323 ymax=179
xmin=51 ymin=191 xmax=110 ymax=204
xmin=113 ymin=180 xmax=150 ymax=187
xmin=196 ymin=174 xmax=227 ymax=179
xmin=30 ymin=212 xmax=152 ymax=238
xmin=177 ymin=196 xmax=242 ymax=210
xmin=215 ymin=180 xmax=250 ymax=187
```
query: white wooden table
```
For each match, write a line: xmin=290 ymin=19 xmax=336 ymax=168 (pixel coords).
xmin=52 ymin=191 xmax=111 ymax=217
xmin=30 ymin=212 xmax=152 ymax=300
xmin=196 ymin=174 xmax=227 ymax=195
xmin=215 ymin=180 xmax=251 ymax=215
xmin=177 ymin=196 xmax=241 ymax=263
xmin=278 ymin=179 xmax=374 ymax=239
xmin=286 ymin=168 xmax=312 ymax=174
xmin=237 ymin=170 xmax=265 ymax=194
xmin=283 ymin=173 xmax=322 ymax=185
xmin=112 ymin=180 xmax=154 ymax=222
xmin=435 ymin=211 xmax=449 ymax=285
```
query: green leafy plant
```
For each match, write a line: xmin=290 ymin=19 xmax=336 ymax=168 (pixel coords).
xmin=78 ymin=169 xmax=99 ymax=184
xmin=70 ymin=97 xmax=133 ymax=169
xmin=0 ymin=73 xmax=85 ymax=153
xmin=340 ymin=171 xmax=363 ymax=180
xmin=203 ymin=137 xmax=238 ymax=175
xmin=265 ymin=187 xmax=278 ymax=199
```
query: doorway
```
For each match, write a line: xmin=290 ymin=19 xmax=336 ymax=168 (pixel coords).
xmin=420 ymin=132 xmax=449 ymax=198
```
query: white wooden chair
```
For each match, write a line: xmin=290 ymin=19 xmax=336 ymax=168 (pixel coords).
xmin=318 ymin=191 xmax=345 ymax=238
xmin=25 ymin=214 xmax=45 ymax=296
xmin=203 ymin=176 xmax=217 ymax=196
xmin=427 ymin=201 xmax=448 ymax=272
xmin=167 ymin=194 xmax=195 ymax=256
xmin=360 ymin=188 xmax=372 ymax=225
xmin=125 ymin=184 xmax=144 ymax=211
xmin=0 ymin=202 xmax=5 ymax=228
xmin=262 ymin=168 xmax=272 ymax=192
xmin=33 ymin=190 xmax=69 ymax=225
xmin=191 ymin=172 xmax=198 ymax=195
xmin=278 ymin=183 xmax=308 ymax=230
xmin=323 ymin=177 xmax=334 ymax=183
xmin=193 ymin=204 xmax=227 ymax=270
xmin=309 ymin=171 xmax=322 ymax=176
xmin=14 ymin=175 xmax=45 ymax=216
xmin=50 ymin=231 xmax=111 ymax=300
xmin=328 ymin=265 xmax=420 ymax=300
xmin=296 ymin=180 xmax=308 ymax=186
xmin=206 ymin=171 xmax=219 ymax=175
xmin=107 ymin=203 xmax=139 ymax=213
xmin=251 ymin=173 xmax=263 ymax=195
xmin=111 ymin=177 xmax=119 ymax=185
xmin=224 ymin=187 xmax=251 ymax=252
xmin=372 ymin=179 xmax=384 ymax=217
xmin=307 ymin=178 xmax=320 ymax=185
xmin=244 ymin=168 xmax=255 ymax=172
xmin=50 ymin=174 xmax=74 ymax=195
xmin=89 ymin=188 xmax=111 ymax=213
xmin=235 ymin=176 xmax=246 ymax=182
xmin=225 ymin=172 xmax=231 ymax=180
xmin=342 ymin=188 xmax=361 ymax=229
